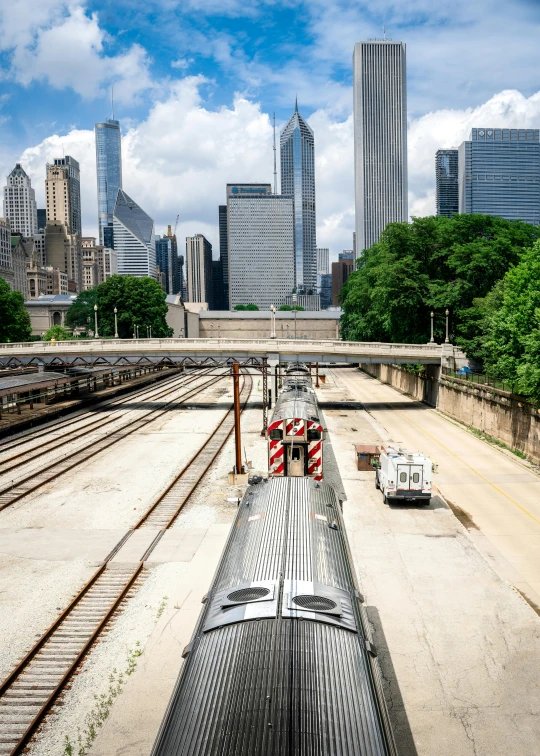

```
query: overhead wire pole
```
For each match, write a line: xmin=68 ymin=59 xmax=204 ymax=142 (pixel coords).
xmin=261 ymin=358 xmax=268 ymax=436
xmin=233 ymin=362 xmax=243 ymax=475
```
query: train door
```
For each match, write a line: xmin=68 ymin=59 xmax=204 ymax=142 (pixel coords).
xmin=287 ymin=445 xmax=305 ymax=476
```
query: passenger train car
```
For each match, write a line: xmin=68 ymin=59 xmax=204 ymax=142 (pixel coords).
xmin=151 ymin=477 xmax=397 ymax=756
xmin=268 ymin=363 xmax=324 ymax=479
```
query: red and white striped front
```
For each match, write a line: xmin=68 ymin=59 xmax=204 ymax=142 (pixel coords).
xmin=268 ymin=419 xmax=285 ymax=476
xmin=307 ymin=419 xmax=323 ymax=480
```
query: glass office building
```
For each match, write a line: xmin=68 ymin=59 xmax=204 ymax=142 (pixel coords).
xmin=280 ymin=102 xmax=317 ymax=293
xmin=436 ymin=149 xmax=459 ymax=216
xmin=458 ymin=129 xmax=540 ymax=225
xmin=95 ymin=119 xmax=123 ymax=248
xmin=113 ymin=189 xmax=156 ymax=278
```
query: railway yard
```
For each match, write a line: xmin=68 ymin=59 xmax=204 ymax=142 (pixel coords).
xmin=0 ymin=364 xmax=540 ymax=755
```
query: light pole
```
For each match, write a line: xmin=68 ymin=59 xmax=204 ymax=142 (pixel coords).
xmin=211 ymin=323 xmax=214 ymax=339
xmin=430 ymin=311 xmax=434 ymax=343
xmin=445 ymin=309 xmax=450 ymax=343
xmin=218 ymin=323 xmax=220 ymax=339
xmin=94 ymin=304 xmax=99 ymax=339
xmin=270 ymin=305 xmax=276 ymax=338
xmin=114 ymin=307 xmax=118 ymax=339
xmin=149 ymin=325 xmax=152 ymax=339
xmin=292 ymin=293 xmax=297 ymax=339
xmin=286 ymin=324 xmax=290 ymax=339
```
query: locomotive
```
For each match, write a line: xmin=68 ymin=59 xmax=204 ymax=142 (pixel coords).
xmin=267 ymin=363 xmax=324 ymax=480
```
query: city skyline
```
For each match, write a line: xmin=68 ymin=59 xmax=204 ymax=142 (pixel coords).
xmin=2 ymin=4 xmax=540 ymax=263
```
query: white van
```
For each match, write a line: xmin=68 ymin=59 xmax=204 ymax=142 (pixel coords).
xmin=375 ymin=445 xmax=432 ymax=505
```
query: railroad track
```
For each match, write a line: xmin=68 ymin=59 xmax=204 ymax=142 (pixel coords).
xmin=0 ymin=372 xmax=252 ymax=756
xmin=0 ymin=369 xmax=223 ymax=512
xmin=0 ymin=369 xmax=209 ymax=476
xmin=0 ymin=368 xmax=187 ymax=454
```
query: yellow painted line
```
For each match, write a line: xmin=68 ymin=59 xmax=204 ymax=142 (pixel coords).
xmin=337 ymin=369 xmax=540 ymax=529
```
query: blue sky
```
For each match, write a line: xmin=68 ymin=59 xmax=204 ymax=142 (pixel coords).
xmin=2 ymin=0 xmax=540 ymax=256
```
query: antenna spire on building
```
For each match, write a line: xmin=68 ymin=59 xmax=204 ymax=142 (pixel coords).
xmin=111 ymin=86 xmax=114 ymax=120
xmin=383 ymin=25 xmax=386 ymax=40
xmin=295 ymin=95 xmax=298 ymax=113
xmin=273 ymin=112 xmax=277 ymax=195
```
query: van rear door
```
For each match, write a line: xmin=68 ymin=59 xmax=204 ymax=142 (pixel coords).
xmin=396 ymin=464 xmax=423 ymax=492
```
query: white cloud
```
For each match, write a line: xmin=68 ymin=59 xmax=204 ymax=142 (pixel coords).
xmin=0 ymin=3 xmax=154 ymax=102
xmin=9 ymin=83 xmax=540 ymax=269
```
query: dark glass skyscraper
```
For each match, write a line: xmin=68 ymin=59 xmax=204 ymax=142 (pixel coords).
xmin=436 ymin=149 xmax=459 ymax=217
xmin=458 ymin=129 xmax=540 ymax=225
xmin=218 ymin=204 xmax=229 ymax=308
xmin=95 ymin=118 xmax=122 ymax=247
xmin=280 ymin=101 xmax=316 ymax=293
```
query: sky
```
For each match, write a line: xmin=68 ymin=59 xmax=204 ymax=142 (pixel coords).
xmin=2 ymin=0 xmax=540 ymax=261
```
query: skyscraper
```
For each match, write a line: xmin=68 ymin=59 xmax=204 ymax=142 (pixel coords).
xmin=95 ymin=118 xmax=122 ymax=248
xmin=458 ymin=128 xmax=540 ymax=225
xmin=436 ymin=149 xmax=459 ymax=217
xmin=218 ymin=205 xmax=229 ymax=308
xmin=3 ymin=164 xmax=38 ymax=237
xmin=156 ymin=230 xmax=181 ymax=294
xmin=46 ymin=156 xmax=81 ymax=235
xmin=353 ymin=40 xmax=408 ymax=255
xmin=317 ymin=247 xmax=329 ymax=275
xmin=280 ymin=101 xmax=316 ymax=292
xmin=113 ymin=189 xmax=156 ymax=277
xmin=185 ymin=234 xmax=213 ymax=304
xmin=227 ymin=186 xmax=294 ymax=310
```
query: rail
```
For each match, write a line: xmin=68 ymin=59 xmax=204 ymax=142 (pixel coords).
xmin=0 ymin=373 xmax=252 ymax=755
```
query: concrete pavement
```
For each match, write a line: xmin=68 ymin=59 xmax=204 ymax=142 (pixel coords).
xmin=333 ymin=367 xmax=540 ymax=609
xmin=321 ymin=367 xmax=540 ymax=755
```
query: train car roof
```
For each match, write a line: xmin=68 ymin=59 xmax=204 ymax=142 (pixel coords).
xmin=271 ymin=386 xmax=320 ymax=424
xmin=151 ymin=477 xmax=395 ymax=756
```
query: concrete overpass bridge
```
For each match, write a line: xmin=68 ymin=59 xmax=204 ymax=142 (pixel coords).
xmin=0 ymin=338 xmax=464 ymax=370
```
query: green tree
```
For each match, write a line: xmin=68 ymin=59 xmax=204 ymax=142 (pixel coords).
xmin=481 ymin=242 xmax=540 ymax=400
xmin=340 ymin=214 xmax=539 ymax=346
xmin=278 ymin=304 xmax=305 ymax=311
xmin=0 ymin=278 xmax=32 ymax=342
xmin=43 ymin=325 xmax=72 ymax=341
xmin=66 ymin=276 xmax=172 ymax=338
xmin=233 ymin=303 xmax=259 ymax=311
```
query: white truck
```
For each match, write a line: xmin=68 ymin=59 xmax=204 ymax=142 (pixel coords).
xmin=375 ymin=445 xmax=432 ymax=505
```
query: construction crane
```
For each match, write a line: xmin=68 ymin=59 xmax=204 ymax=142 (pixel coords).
xmin=166 ymin=215 xmax=180 ymax=238
xmin=174 ymin=214 xmax=179 ymax=237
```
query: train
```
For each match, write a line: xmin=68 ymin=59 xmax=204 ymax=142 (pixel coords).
xmin=268 ymin=362 xmax=324 ymax=480
xmin=151 ymin=363 xmax=397 ymax=756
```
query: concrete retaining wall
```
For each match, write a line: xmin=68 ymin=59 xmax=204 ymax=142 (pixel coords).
xmin=360 ymin=363 xmax=540 ymax=463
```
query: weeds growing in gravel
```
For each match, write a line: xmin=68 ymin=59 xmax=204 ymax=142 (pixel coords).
xmin=62 ymin=643 xmax=143 ymax=756
xmin=156 ymin=595 xmax=169 ymax=620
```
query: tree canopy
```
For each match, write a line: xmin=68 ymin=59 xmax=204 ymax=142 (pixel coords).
xmin=66 ymin=275 xmax=172 ymax=338
xmin=0 ymin=278 xmax=32 ymax=343
xmin=278 ymin=304 xmax=305 ymax=311
xmin=481 ymin=242 xmax=540 ymax=401
xmin=340 ymin=214 xmax=540 ymax=347
xmin=233 ymin=303 xmax=259 ymax=311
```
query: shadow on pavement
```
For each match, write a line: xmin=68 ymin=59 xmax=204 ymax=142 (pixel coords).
xmin=366 ymin=606 xmax=419 ymax=756
xmin=385 ymin=494 xmax=448 ymax=511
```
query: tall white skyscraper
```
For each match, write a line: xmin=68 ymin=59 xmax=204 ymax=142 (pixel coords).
xmin=113 ymin=189 xmax=156 ymax=278
xmin=316 ymin=247 xmax=329 ymax=275
xmin=185 ymin=234 xmax=213 ymax=303
xmin=353 ymin=40 xmax=408 ymax=255
xmin=3 ymin=164 xmax=38 ymax=237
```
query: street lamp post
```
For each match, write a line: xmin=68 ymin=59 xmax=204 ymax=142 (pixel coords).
xmin=292 ymin=293 xmax=297 ymax=339
xmin=286 ymin=324 xmax=289 ymax=339
xmin=211 ymin=324 xmax=214 ymax=339
xmin=270 ymin=305 xmax=276 ymax=338
xmin=430 ymin=311 xmax=434 ymax=343
xmin=149 ymin=325 xmax=152 ymax=339
xmin=445 ymin=309 xmax=450 ymax=343
xmin=114 ymin=307 xmax=118 ymax=339
xmin=93 ymin=304 xmax=99 ymax=339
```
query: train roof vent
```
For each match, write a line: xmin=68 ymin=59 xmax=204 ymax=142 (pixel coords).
xmin=292 ymin=595 xmax=338 ymax=613
xmin=227 ymin=587 xmax=270 ymax=603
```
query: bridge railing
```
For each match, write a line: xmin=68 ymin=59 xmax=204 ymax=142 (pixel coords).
xmin=0 ymin=337 xmax=443 ymax=354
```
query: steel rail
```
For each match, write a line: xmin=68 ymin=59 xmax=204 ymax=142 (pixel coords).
xmin=0 ymin=372 xmax=253 ymax=756
xmin=0 ymin=370 xmax=207 ymax=475
xmin=0 ymin=368 xmax=188 ymax=454
xmin=0 ymin=370 xmax=221 ymax=512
